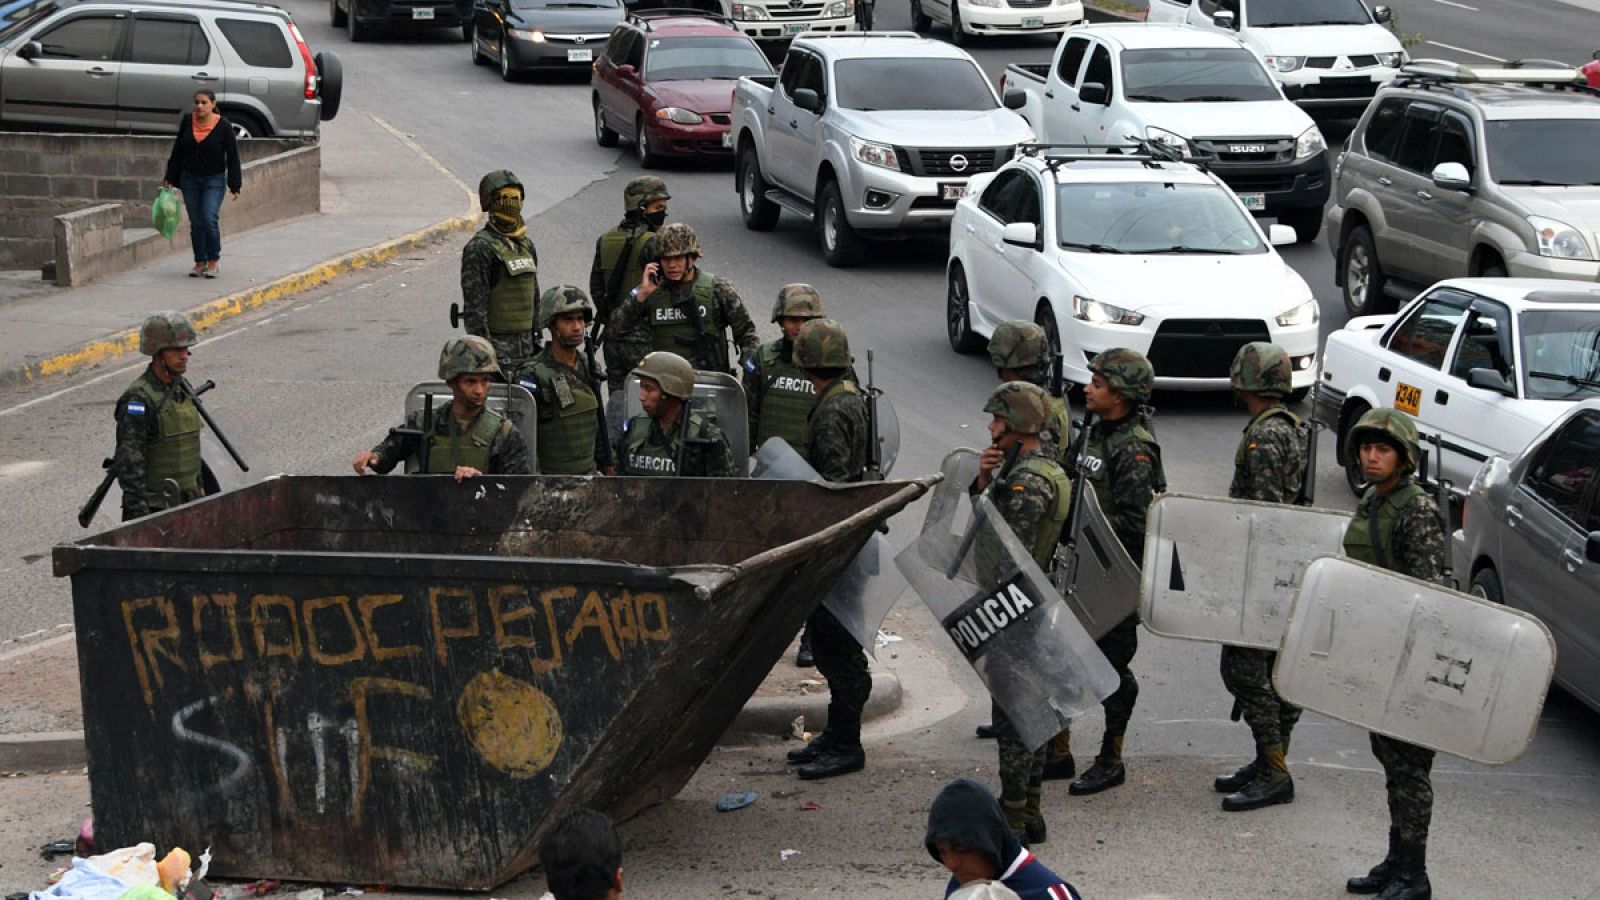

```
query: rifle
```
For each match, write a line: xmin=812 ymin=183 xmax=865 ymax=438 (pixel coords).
xmin=1050 ymin=349 xmax=1065 ymax=400
xmin=80 ymin=379 xmax=221 ymax=528
xmin=863 ymin=349 xmax=885 ymax=481
xmin=672 ymin=284 xmax=725 ymax=372
xmin=1050 ymin=413 xmax=1097 ymax=590
xmin=946 ymin=439 xmax=1023 ymax=578
xmin=181 ymin=377 xmax=248 ymax=473
xmin=602 ymin=225 xmax=646 ymax=328
xmin=583 ymin=334 xmax=615 ymax=473
xmin=1300 ymin=419 xmax=1320 ymax=506
xmin=1424 ymin=431 xmax=1454 ymax=576
xmin=388 ymin=394 xmax=435 ymax=474
xmin=673 ymin=396 xmax=697 ymax=476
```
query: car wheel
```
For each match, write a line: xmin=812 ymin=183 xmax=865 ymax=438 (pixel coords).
xmin=226 ymin=110 xmax=269 ymax=139
xmin=593 ymin=98 xmax=619 ymax=147
xmin=346 ymin=4 xmax=368 ymax=41
xmin=330 ymin=0 xmax=348 ymax=28
xmin=950 ymin=3 xmax=969 ymax=46
xmin=1033 ymin=301 xmax=1061 ymax=369
xmin=1481 ymin=262 xmax=1508 ymax=278
xmin=738 ymin=147 xmax=780 ymax=231
xmin=1471 ymin=567 xmax=1504 ymax=605
xmin=818 ymin=178 xmax=864 ymax=267
xmin=1289 ymin=386 xmax=1310 ymax=404
xmin=500 ymin=43 xmax=517 ymax=81
xmin=1277 ymin=207 xmax=1323 ymax=244
xmin=315 ymin=52 xmax=343 ymax=121
xmin=1341 ymin=225 xmax=1386 ymax=317
xmin=910 ymin=0 xmax=931 ymax=32
xmin=461 ymin=22 xmax=473 ymax=42
xmin=470 ymin=27 xmax=489 ymax=65
xmin=1338 ymin=400 xmax=1370 ymax=496
xmin=635 ymin=115 xmax=657 ymax=167
xmin=947 ymin=266 xmax=983 ymax=354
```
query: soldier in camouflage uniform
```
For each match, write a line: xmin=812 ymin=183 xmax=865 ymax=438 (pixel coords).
xmin=618 ymin=351 xmax=737 ymax=477
xmin=784 ymin=319 xmax=874 ymax=781
xmin=1214 ymin=342 xmax=1309 ymax=812
xmin=591 ymin=177 xmax=670 ymax=440
xmin=1066 ymin=348 xmax=1166 ymax=797
xmin=1341 ymin=408 xmax=1444 ymax=900
xmin=608 ymin=223 xmax=759 ymax=378
xmin=113 ymin=312 xmax=207 ymax=520
xmin=353 ymin=336 xmax=531 ymax=480
xmin=461 ymin=170 xmax=540 ymax=376
xmin=973 ymin=382 xmax=1073 ymax=845
xmin=524 ymin=286 xmax=610 ymax=475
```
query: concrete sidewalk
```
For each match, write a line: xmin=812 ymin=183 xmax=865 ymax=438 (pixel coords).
xmin=0 ymin=109 xmax=479 ymax=391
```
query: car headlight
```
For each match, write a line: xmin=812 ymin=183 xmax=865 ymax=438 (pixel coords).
xmin=968 ymin=0 xmax=1003 ymax=7
xmin=1072 ymin=295 xmax=1144 ymax=326
xmin=1528 ymin=216 xmax=1594 ymax=260
xmin=1375 ymin=51 xmax=1406 ymax=68
xmin=1264 ymin=55 xmax=1305 ymax=73
xmin=731 ymin=2 xmax=770 ymax=19
xmin=850 ymin=135 xmax=900 ymax=171
xmin=1275 ymin=299 xmax=1319 ymax=328
xmin=507 ymin=27 xmax=545 ymax=42
xmin=824 ymin=0 xmax=853 ymax=16
xmin=656 ymin=107 xmax=704 ymax=125
xmin=1294 ymin=125 xmax=1326 ymax=160
xmin=1144 ymin=126 xmax=1191 ymax=155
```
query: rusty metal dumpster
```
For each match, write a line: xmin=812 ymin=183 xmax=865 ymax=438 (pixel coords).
xmin=53 ymin=473 xmax=934 ymax=889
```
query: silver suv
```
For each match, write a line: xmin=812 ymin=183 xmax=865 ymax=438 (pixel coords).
xmin=1326 ymin=60 xmax=1600 ymax=316
xmin=0 ymin=0 xmax=342 ymax=139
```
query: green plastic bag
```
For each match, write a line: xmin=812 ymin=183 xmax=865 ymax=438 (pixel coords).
xmin=152 ymin=187 xmax=181 ymax=240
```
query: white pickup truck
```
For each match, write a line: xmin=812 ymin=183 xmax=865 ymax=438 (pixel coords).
xmin=1000 ymin=23 xmax=1329 ymax=240
xmin=1145 ymin=0 xmax=1407 ymax=115
xmin=732 ymin=33 xmax=1034 ymax=266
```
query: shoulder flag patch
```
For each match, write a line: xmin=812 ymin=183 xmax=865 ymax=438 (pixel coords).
xmin=744 ymin=357 xmax=757 ymax=373
xmin=125 ymin=399 xmax=146 ymax=416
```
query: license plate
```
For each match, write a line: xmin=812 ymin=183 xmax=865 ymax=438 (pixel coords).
xmin=1394 ymin=382 xmax=1422 ymax=415
xmin=1239 ymin=192 xmax=1265 ymax=211
xmin=411 ymin=7 xmax=434 ymax=19
xmin=1021 ymin=15 xmax=1043 ymax=27
xmin=941 ymin=183 xmax=968 ymax=201
xmin=720 ymin=131 xmax=734 ymax=148
xmin=567 ymin=48 xmax=592 ymax=62
xmin=785 ymin=22 xmax=806 ymax=33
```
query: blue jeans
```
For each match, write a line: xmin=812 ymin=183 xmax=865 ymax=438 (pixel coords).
xmin=179 ymin=171 xmax=226 ymax=264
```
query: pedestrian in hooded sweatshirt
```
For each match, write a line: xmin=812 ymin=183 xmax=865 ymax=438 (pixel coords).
xmin=925 ymin=778 xmax=1085 ymax=900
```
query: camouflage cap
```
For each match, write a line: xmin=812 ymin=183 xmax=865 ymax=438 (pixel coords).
xmin=651 ymin=222 xmax=701 ymax=259
xmin=1229 ymin=341 xmax=1293 ymax=397
xmin=793 ymin=318 xmax=851 ymax=370
xmin=1346 ymin=407 xmax=1421 ymax=475
xmin=1088 ymin=348 xmax=1155 ymax=404
xmin=984 ymin=381 xmax=1050 ymax=435
xmin=771 ymin=283 xmax=826 ymax=323
xmin=624 ymin=176 xmax=670 ymax=212
xmin=438 ymin=335 xmax=502 ymax=381
xmin=633 ymin=351 xmax=695 ymax=400
xmin=988 ymin=320 xmax=1050 ymax=374
xmin=139 ymin=311 xmax=197 ymax=356
xmin=477 ymin=169 xmax=523 ymax=212
xmin=538 ymin=284 xmax=596 ymax=333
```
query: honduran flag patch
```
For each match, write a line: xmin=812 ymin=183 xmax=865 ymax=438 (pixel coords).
xmin=125 ymin=400 xmax=146 ymax=416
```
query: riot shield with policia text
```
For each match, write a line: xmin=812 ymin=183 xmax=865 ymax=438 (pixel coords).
xmin=896 ymin=450 xmax=1119 ymax=750
xmin=626 ymin=369 xmax=749 ymax=474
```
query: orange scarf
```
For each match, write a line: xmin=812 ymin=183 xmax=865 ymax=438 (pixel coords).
xmin=192 ymin=113 xmax=219 ymax=143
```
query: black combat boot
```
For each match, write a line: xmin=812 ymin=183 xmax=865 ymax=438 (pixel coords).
xmin=1041 ymin=753 xmax=1076 ymax=781
xmin=1068 ymin=737 xmax=1125 ymax=796
xmin=795 ymin=628 xmax=815 ymax=668
xmin=1213 ymin=757 xmax=1260 ymax=793
xmin=975 ymin=723 xmax=998 ymax=739
xmin=795 ymin=742 xmax=864 ymax=780
xmin=785 ymin=732 xmax=837 ymax=764
xmin=1222 ymin=744 xmax=1293 ymax=811
xmin=1374 ymin=840 xmax=1430 ymax=900
xmin=1347 ymin=828 xmax=1400 ymax=894
xmin=1023 ymin=817 xmax=1047 ymax=846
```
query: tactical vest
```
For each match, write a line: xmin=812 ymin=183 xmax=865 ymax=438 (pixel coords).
xmin=1008 ymin=456 xmax=1073 ymax=568
xmin=646 ymin=271 xmax=720 ymax=365
xmin=131 ymin=379 xmax=202 ymax=497
xmin=621 ymin=412 xmax=708 ymax=476
xmin=596 ymin=224 xmax=651 ymax=319
xmin=530 ymin=358 xmax=600 ymax=475
xmin=1343 ymin=481 xmax=1428 ymax=572
xmin=1083 ymin=417 xmax=1164 ymax=499
xmin=1232 ymin=406 xmax=1306 ymax=502
xmin=425 ymin=409 xmax=507 ymax=474
xmin=752 ymin=340 xmax=818 ymax=447
xmin=486 ymin=233 xmax=539 ymax=334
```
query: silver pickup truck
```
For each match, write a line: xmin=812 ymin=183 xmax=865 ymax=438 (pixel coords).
xmin=731 ymin=32 xmax=1034 ymax=266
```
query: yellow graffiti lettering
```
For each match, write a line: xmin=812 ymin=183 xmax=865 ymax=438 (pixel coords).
xmin=564 ymin=590 xmax=622 ymax=660
xmin=250 ymin=594 xmax=302 ymax=661
xmin=609 ymin=594 xmax=639 ymax=646
xmin=193 ymin=593 xmax=244 ymax=670
xmin=349 ymin=677 xmax=436 ymax=827
xmin=635 ymin=591 xmax=672 ymax=641
xmin=428 ymin=586 xmax=478 ymax=666
xmin=121 ymin=596 xmax=185 ymax=705
xmin=456 ymin=669 xmax=563 ymax=779
xmin=357 ymin=594 xmax=420 ymax=662
xmin=303 ymin=595 xmax=368 ymax=667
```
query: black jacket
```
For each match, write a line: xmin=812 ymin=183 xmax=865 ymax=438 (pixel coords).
xmin=165 ymin=114 xmax=242 ymax=193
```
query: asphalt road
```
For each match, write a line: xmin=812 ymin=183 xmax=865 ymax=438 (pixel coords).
xmin=2 ymin=2 xmax=1598 ymax=897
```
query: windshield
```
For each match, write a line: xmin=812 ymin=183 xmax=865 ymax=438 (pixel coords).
xmin=1057 ymin=182 xmax=1266 ymax=254
xmin=510 ymin=0 xmax=619 ymax=7
xmin=1121 ymin=48 xmax=1281 ymax=103
xmin=1486 ymin=119 xmax=1600 ymax=186
xmin=1248 ymin=0 xmax=1372 ymax=27
xmin=0 ymin=0 xmax=55 ymax=46
xmin=644 ymin=35 xmax=769 ymax=81
xmin=1521 ymin=309 xmax=1600 ymax=400
xmin=834 ymin=58 xmax=997 ymax=111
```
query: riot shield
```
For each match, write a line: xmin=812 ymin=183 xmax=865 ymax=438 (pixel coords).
xmin=876 ymin=393 xmax=901 ymax=477
xmin=626 ymin=371 xmax=749 ymax=474
xmin=1275 ymin=557 xmax=1556 ymax=764
xmin=751 ymin=438 xmax=905 ymax=654
xmin=1056 ymin=486 xmax=1141 ymax=641
xmin=403 ymin=382 xmax=538 ymax=474
xmin=1139 ymin=493 xmax=1351 ymax=649
xmin=897 ymin=451 xmax=1119 ymax=750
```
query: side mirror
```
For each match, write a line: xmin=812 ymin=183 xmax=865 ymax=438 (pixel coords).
xmin=1079 ymin=81 xmax=1109 ymax=105
xmin=1466 ymin=367 xmax=1515 ymax=396
xmin=1431 ymin=161 xmax=1472 ymax=191
xmin=1267 ymin=223 xmax=1297 ymax=246
xmin=17 ymin=40 xmax=42 ymax=61
xmin=1373 ymin=5 xmax=1393 ymax=24
xmin=792 ymin=87 xmax=821 ymax=113
xmin=616 ymin=63 xmax=637 ymax=80
xmin=1001 ymin=221 xmax=1039 ymax=248
xmin=1212 ymin=9 xmax=1237 ymax=30
xmin=1588 ymin=530 xmax=1600 ymax=564
xmin=1593 ymin=50 xmax=1600 ymax=61
xmin=1003 ymin=87 xmax=1026 ymax=110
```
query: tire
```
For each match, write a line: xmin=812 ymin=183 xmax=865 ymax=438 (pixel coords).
xmin=738 ymin=146 xmax=780 ymax=230
xmin=315 ymin=52 xmax=343 ymax=121
xmin=817 ymin=178 xmax=864 ymax=267
xmin=1338 ymin=400 xmax=1371 ymax=496
xmin=1481 ymin=261 xmax=1508 ymax=278
xmin=950 ymin=2 xmax=969 ymax=46
xmin=634 ymin=115 xmax=657 ymax=168
xmin=910 ymin=0 xmax=931 ymax=32
xmin=1470 ymin=567 xmax=1504 ymax=605
xmin=461 ymin=22 xmax=473 ymax=41
xmin=1277 ymin=207 xmax=1323 ymax=244
xmin=346 ymin=3 xmax=368 ymax=41
xmin=330 ymin=0 xmax=348 ymax=28
xmin=225 ymin=110 xmax=269 ymax=139
xmin=470 ymin=27 xmax=489 ymax=65
xmin=947 ymin=265 xmax=983 ymax=354
xmin=500 ymin=42 xmax=517 ymax=82
xmin=593 ymin=97 xmax=619 ymax=147
xmin=1288 ymin=386 xmax=1310 ymax=405
xmin=1033 ymin=301 xmax=1061 ymax=366
xmin=1340 ymin=225 xmax=1385 ymax=317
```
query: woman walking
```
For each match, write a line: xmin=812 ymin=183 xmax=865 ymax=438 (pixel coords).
xmin=163 ymin=90 xmax=241 ymax=279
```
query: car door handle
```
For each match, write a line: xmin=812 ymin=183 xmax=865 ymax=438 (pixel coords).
xmin=1070 ymin=103 xmax=1081 ymax=112
xmin=1435 ymin=389 xmax=1448 ymax=405
xmin=1416 ymin=190 xmax=1433 ymax=201
xmin=191 ymin=72 xmax=219 ymax=82
xmin=1377 ymin=176 xmax=1392 ymax=186
xmin=788 ymin=119 xmax=798 ymax=129
xmin=1505 ymin=504 xmax=1524 ymax=527
xmin=1564 ymin=548 xmax=1585 ymax=571
xmin=964 ymin=223 xmax=976 ymax=234
xmin=766 ymin=107 xmax=775 ymax=115
xmin=1378 ymin=366 xmax=1391 ymax=382
xmin=1045 ymin=90 xmax=1054 ymax=99
xmin=86 ymin=67 xmax=112 ymax=78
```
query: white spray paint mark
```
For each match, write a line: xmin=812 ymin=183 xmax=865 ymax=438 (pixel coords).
xmin=172 ymin=697 xmax=252 ymax=791
xmin=307 ymin=713 xmax=331 ymax=814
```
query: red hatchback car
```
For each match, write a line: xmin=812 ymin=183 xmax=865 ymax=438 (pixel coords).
xmin=591 ymin=11 xmax=773 ymax=165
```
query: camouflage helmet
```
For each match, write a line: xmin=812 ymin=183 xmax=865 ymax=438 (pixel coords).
xmin=793 ymin=318 xmax=852 ymax=370
xmin=139 ymin=311 xmax=197 ymax=356
xmin=771 ymin=283 xmax=826 ymax=323
xmin=538 ymin=285 xmax=596 ymax=332
xmin=1229 ymin=341 xmax=1293 ymax=398
xmin=651 ymin=222 xmax=701 ymax=259
xmin=437 ymin=335 xmax=502 ymax=381
xmin=988 ymin=320 xmax=1050 ymax=374
xmin=984 ymin=381 xmax=1051 ymax=435
xmin=477 ymin=169 xmax=523 ymax=211
xmin=633 ymin=351 xmax=695 ymax=400
xmin=624 ymin=175 xmax=670 ymax=212
xmin=1088 ymin=348 xmax=1155 ymax=405
xmin=1345 ymin=407 xmax=1422 ymax=475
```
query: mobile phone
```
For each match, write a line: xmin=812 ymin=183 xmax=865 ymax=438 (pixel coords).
xmin=648 ymin=269 xmax=662 ymax=286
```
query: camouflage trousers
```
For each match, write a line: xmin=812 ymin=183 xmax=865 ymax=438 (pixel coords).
xmin=1220 ymin=645 xmax=1301 ymax=749
xmin=1099 ymin=616 xmax=1141 ymax=742
xmin=1371 ymin=732 xmax=1435 ymax=845
xmin=809 ymin=606 xmax=870 ymax=745
xmin=992 ymin=701 xmax=1044 ymax=829
xmin=485 ymin=331 xmax=539 ymax=379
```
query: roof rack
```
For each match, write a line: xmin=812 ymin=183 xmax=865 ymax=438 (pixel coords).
xmin=1016 ymin=139 xmax=1206 ymax=175
xmin=789 ymin=30 xmax=922 ymax=40
xmin=627 ymin=6 xmax=737 ymax=27
xmin=1394 ymin=58 xmax=1600 ymax=99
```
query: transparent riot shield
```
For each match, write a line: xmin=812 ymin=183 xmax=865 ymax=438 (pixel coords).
xmin=1139 ymin=493 xmax=1351 ymax=649
xmin=897 ymin=450 xmax=1119 ymax=750
xmin=1275 ymin=557 xmax=1557 ymax=764
xmin=403 ymin=382 xmax=538 ymax=474
xmin=626 ymin=370 xmax=749 ymax=474
xmin=1056 ymin=486 xmax=1141 ymax=641
xmin=751 ymin=438 xmax=905 ymax=654
xmin=874 ymin=394 xmax=900 ymax=477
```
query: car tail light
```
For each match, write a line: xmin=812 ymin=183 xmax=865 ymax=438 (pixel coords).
xmin=288 ymin=22 xmax=318 ymax=100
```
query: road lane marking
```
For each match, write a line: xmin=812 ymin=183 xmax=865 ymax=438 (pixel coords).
xmin=1430 ymin=0 xmax=1478 ymax=10
xmin=1424 ymin=40 xmax=1506 ymax=62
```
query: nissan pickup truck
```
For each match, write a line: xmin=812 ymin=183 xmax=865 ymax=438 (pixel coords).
xmin=732 ymin=32 xmax=1035 ymax=266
